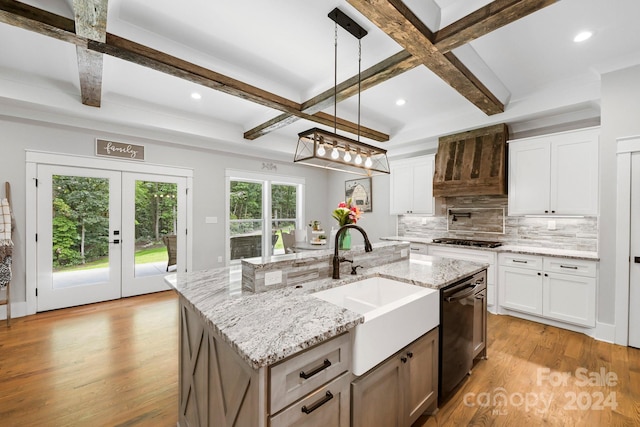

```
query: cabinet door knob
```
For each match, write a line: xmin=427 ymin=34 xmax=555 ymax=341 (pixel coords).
xmin=537 ymin=272 xmax=541 ymax=276
xmin=544 ymin=273 xmax=548 ymax=277
xmin=544 ymin=210 xmax=549 ymax=213
xmin=407 ymin=351 xmax=413 ymax=358
xmin=401 ymin=356 xmax=408 ymax=363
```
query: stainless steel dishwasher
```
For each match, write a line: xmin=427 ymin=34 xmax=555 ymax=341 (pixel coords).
xmin=439 ymin=270 xmax=487 ymax=404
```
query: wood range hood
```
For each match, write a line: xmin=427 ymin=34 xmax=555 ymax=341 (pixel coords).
xmin=433 ymin=124 xmax=509 ymax=197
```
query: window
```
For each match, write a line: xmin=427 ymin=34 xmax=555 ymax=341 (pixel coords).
xmin=226 ymin=170 xmax=304 ymax=262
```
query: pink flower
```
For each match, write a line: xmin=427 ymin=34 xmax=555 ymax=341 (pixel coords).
xmin=332 ymin=199 xmax=362 ymax=226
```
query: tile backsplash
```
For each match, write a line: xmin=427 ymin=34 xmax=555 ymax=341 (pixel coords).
xmin=398 ymin=195 xmax=598 ymax=252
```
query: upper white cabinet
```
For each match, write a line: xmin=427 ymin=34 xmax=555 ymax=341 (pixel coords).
xmin=389 ymin=155 xmax=435 ymax=215
xmin=508 ymin=127 xmax=599 ymax=216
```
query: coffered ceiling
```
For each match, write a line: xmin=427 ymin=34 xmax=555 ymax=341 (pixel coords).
xmin=0 ymin=0 xmax=639 ymax=159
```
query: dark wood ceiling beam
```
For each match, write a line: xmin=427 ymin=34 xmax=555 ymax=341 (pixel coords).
xmin=91 ymin=35 xmax=389 ymax=140
xmin=0 ymin=1 xmax=389 ymax=141
xmin=244 ymin=50 xmax=418 ymax=140
xmin=347 ymin=0 xmax=504 ymax=115
xmin=0 ymin=0 xmax=81 ymax=45
xmin=73 ymin=0 xmax=108 ymax=107
xmin=245 ymin=0 xmax=557 ymax=140
xmin=433 ymin=0 xmax=558 ymax=52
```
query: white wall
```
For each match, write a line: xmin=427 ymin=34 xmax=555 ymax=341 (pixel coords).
xmin=599 ymin=65 xmax=640 ymax=328
xmin=326 ymin=171 xmax=396 ymax=246
xmin=0 ymin=116 xmax=331 ymax=307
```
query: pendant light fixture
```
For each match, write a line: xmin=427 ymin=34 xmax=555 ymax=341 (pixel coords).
xmin=294 ymin=8 xmax=390 ymax=176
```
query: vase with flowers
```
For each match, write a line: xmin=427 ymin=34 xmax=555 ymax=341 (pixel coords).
xmin=332 ymin=199 xmax=362 ymax=250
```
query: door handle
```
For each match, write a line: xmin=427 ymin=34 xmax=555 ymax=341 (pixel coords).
xmin=635 ymin=257 xmax=640 ymax=264
xmin=109 ymin=239 xmax=120 ymax=244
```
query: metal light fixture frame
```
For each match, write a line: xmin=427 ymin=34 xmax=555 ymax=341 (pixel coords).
xmin=294 ymin=8 xmax=390 ymax=177
xmin=295 ymin=128 xmax=390 ymax=175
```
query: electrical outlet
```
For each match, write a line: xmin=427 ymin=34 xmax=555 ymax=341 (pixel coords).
xmin=401 ymin=248 xmax=408 ymax=258
xmin=217 ymin=256 xmax=223 ymax=263
xmin=205 ymin=216 xmax=218 ymax=224
xmin=421 ymin=217 xmax=427 ymax=225
xmin=265 ymin=270 xmax=283 ymax=286
xmin=548 ymin=220 xmax=556 ymax=231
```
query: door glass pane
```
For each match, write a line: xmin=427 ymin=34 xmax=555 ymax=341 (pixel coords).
xmin=271 ymin=184 xmax=297 ymax=255
xmin=133 ymin=181 xmax=178 ymax=277
xmin=52 ymin=175 xmax=110 ymax=289
xmin=230 ymin=181 xmax=263 ymax=260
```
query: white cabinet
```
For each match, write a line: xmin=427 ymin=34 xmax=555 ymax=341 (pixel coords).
xmin=498 ymin=254 xmax=597 ymax=328
xmin=542 ymin=258 xmax=597 ymax=327
xmin=428 ymin=245 xmax=498 ymax=311
xmin=508 ymin=127 xmax=599 ymax=216
xmin=499 ymin=254 xmax=544 ymax=315
xmin=390 ymin=155 xmax=434 ymax=215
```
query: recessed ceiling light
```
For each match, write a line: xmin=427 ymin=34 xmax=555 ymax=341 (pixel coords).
xmin=395 ymin=98 xmax=406 ymax=106
xmin=573 ymin=31 xmax=593 ymax=43
xmin=191 ymin=92 xmax=202 ymax=100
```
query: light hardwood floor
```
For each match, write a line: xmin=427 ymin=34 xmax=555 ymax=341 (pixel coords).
xmin=0 ymin=291 xmax=179 ymax=427
xmin=1 ymin=291 xmax=639 ymax=426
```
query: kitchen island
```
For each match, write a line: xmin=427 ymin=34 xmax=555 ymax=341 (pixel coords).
xmin=165 ymin=246 xmax=486 ymax=426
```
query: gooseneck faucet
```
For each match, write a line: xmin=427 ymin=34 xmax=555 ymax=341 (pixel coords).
xmin=332 ymin=224 xmax=373 ymax=279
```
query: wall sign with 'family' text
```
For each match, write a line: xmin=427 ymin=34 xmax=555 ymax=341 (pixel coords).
xmin=96 ymin=139 xmax=145 ymax=161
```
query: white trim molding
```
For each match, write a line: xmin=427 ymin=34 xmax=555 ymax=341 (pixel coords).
xmin=614 ymin=135 xmax=640 ymax=345
xmin=25 ymin=150 xmax=194 ymax=316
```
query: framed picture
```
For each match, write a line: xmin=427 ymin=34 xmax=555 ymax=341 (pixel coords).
xmin=345 ymin=178 xmax=372 ymax=212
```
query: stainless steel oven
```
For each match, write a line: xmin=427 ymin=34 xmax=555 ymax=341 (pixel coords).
xmin=439 ymin=269 xmax=487 ymax=404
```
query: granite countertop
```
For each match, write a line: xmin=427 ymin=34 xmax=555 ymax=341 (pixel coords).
xmin=165 ymin=255 xmax=486 ymax=370
xmin=380 ymin=236 xmax=599 ymax=261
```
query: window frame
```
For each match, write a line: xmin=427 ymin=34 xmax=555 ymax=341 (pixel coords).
xmin=225 ymin=169 xmax=305 ymax=264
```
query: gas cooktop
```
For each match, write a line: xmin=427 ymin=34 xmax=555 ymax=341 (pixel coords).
xmin=431 ymin=238 xmax=502 ymax=248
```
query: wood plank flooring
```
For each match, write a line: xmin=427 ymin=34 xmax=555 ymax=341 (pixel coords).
xmin=415 ymin=313 xmax=640 ymax=427
xmin=1 ymin=291 xmax=639 ymax=426
xmin=0 ymin=291 xmax=179 ymax=427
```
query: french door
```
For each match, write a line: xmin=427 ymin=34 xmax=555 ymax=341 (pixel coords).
xmin=36 ymin=165 xmax=187 ymax=312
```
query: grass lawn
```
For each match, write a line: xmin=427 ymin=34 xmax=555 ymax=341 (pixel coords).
xmin=56 ymin=246 xmax=168 ymax=272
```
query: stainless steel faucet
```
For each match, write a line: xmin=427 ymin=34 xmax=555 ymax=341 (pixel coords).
xmin=332 ymin=224 xmax=373 ymax=279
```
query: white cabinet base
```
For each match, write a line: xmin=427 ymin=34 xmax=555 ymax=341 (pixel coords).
xmin=498 ymin=254 xmax=597 ymax=330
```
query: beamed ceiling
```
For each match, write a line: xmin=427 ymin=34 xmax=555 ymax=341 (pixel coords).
xmin=0 ymin=0 xmax=639 ymax=159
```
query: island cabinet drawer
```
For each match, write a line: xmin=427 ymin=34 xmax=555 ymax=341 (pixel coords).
xmin=269 ymin=333 xmax=351 ymax=415
xmin=270 ymin=372 xmax=351 ymax=427
xmin=500 ymin=254 xmax=543 ymax=270
xmin=543 ymin=257 xmax=596 ymax=277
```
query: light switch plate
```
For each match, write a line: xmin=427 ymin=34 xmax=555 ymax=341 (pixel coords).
xmin=205 ymin=216 xmax=218 ymax=224
xmin=401 ymin=248 xmax=408 ymax=257
xmin=421 ymin=217 xmax=427 ymax=225
xmin=548 ymin=220 xmax=556 ymax=230
xmin=265 ymin=270 xmax=283 ymax=286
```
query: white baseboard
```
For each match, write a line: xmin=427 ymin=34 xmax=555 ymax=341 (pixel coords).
xmin=596 ymin=321 xmax=616 ymax=344
xmin=0 ymin=301 xmax=28 ymax=320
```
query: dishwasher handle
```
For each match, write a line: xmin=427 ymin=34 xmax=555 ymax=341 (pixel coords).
xmin=445 ymin=284 xmax=479 ymax=302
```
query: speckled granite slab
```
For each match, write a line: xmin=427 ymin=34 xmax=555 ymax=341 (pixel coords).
xmin=380 ymin=236 xmax=599 ymax=261
xmin=165 ymin=255 xmax=486 ymax=369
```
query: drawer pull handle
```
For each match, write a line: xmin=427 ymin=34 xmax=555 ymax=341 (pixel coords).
xmin=299 ymin=359 xmax=332 ymax=380
xmin=560 ymin=265 xmax=578 ymax=270
xmin=301 ymin=391 xmax=333 ymax=414
xmin=513 ymin=259 xmax=528 ymax=264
